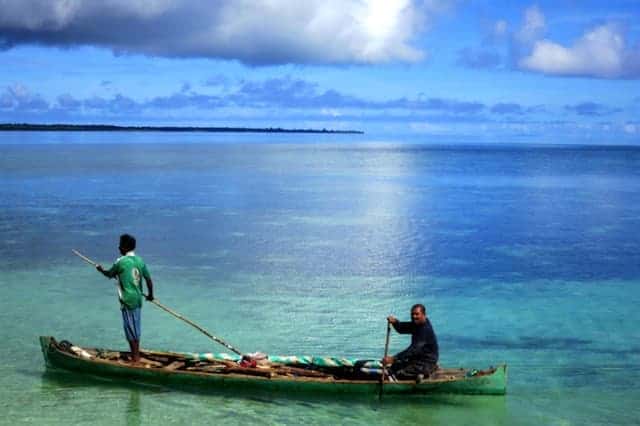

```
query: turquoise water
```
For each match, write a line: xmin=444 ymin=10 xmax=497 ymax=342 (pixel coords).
xmin=1 ymin=133 xmax=639 ymax=424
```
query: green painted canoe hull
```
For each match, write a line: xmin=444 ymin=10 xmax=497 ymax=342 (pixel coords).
xmin=39 ymin=336 xmax=507 ymax=396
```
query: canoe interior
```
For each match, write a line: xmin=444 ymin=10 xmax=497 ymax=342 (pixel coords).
xmin=40 ymin=336 xmax=507 ymax=396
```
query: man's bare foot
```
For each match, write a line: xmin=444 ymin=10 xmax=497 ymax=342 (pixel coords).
xmin=120 ymin=353 xmax=140 ymax=363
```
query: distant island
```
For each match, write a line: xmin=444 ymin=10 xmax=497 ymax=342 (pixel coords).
xmin=0 ymin=123 xmax=363 ymax=134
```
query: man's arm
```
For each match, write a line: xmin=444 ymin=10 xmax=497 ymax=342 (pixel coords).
xmin=141 ymin=264 xmax=154 ymax=301
xmin=96 ymin=264 xmax=117 ymax=279
xmin=387 ymin=316 xmax=413 ymax=334
xmin=144 ymin=276 xmax=154 ymax=301
xmin=382 ymin=315 xmax=413 ymax=365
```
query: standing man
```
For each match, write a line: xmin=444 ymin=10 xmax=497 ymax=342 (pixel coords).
xmin=96 ymin=234 xmax=154 ymax=363
xmin=382 ymin=304 xmax=439 ymax=381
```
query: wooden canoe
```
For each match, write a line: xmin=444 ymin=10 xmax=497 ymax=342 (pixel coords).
xmin=39 ymin=336 xmax=507 ymax=396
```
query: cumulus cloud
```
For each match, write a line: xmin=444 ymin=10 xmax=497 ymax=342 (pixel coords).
xmin=164 ymin=76 xmax=488 ymax=113
xmin=84 ymin=93 xmax=140 ymax=112
xmin=508 ymin=5 xmax=640 ymax=79
xmin=504 ymin=5 xmax=546 ymax=69
xmin=0 ymin=0 xmax=452 ymax=65
xmin=519 ymin=23 xmax=640 ymax=78
xmin=56 ymin=93 xmax=82 ymax=110
xmin=0 ymin=84 xmax=49 ymax=111
xmin=515 ymin=5 xmax=545 ymax=44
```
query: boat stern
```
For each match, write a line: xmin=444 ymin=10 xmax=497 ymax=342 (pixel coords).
xmin=39 ymin=336 xmax=56 ymax=368
xmin=414 ymin=364 xmax=508 ymax=395
xmin=473 ymin=363 xmax=507 ymax=395
xmin=485 ymin=364 xmax=507 ymax=395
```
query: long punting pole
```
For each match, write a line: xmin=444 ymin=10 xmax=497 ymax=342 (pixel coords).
xmin=379 ymin=321 xmax=391 ymax=401
xmin=72 ymin=249 xmax=243 ymax=356
xmin=146 ymin=297 xmax=242 ymax=355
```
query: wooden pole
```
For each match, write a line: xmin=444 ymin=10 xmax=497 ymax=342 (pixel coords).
xmin=379 ymin=321 xmax=391 ymax=401
xmin=146 ymin=297 xmax=242 ymax=356
xmin=72 ymin=249 xmax=98 ymax=267
xmin=72 ymin=249 xmax=243 ymax=356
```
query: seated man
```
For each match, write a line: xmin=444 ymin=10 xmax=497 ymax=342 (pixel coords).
xmin=383 ymin=303 xmax=439 ymax=381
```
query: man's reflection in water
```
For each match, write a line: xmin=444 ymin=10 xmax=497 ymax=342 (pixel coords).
xmin=126 ymin=390 xmax=141 ymax=426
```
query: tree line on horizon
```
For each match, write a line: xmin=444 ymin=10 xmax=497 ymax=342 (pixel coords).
xmin=0 ymin=123 xmax=363 ymax=134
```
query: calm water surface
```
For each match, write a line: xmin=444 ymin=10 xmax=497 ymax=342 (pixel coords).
xmin=1 ymin=132 xmax=639 ymax=425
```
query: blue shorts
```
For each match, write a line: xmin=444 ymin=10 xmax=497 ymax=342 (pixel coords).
xmin=121 ymin=307 xmax=141 ymax=342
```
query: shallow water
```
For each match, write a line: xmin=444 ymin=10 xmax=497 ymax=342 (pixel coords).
xmin=1 ymin=133 xmax=639 ymax=424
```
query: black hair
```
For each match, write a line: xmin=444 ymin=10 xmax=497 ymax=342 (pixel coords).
xmin=411 ymin=303 xmax=426 ymax=314
xmin=119 ymin=234 xmax=136 ymax=252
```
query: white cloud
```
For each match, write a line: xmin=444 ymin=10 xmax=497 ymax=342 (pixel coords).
xmin=0 ymin=83 xmax=48 ymax=110
xmin=624 ymin=123 xmax=637 ymax=134
xmin=516 ymin=5 xmax=545 ymax=44
xmin=0 ymin=0 xmax=450 ymax=65
xmin=513 ymin=6 xmax=640 ymax=79
xmin=519 ymin=24 xmax=640 ymax=78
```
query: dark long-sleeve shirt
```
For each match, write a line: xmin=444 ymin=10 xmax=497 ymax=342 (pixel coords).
xmin=392 ymin=318 xmax=439 ymax=366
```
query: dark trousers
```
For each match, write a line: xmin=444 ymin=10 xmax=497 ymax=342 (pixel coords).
xmin=390 ymin=360 xmax=437 ymax=379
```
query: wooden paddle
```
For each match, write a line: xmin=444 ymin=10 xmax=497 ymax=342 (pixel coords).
xmin=72 ymin=249 xmax=243 ymax=356
xmin=379 ymin=321 xmax=391 ymax=401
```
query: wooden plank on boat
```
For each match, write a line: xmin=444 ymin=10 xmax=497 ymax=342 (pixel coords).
xmin=205 ymin=365 xmax=272 ymax=378
xmin=98 ymin=351 xmax=121 ymax=361
xmin=275 ymin=366 xmax=331 ymax=378
xmin=165 ymin=361 xmax=185 ymax=371
xmin=200 ymin=364 xmax=227 ymax=373
xmin=139 ymin=357 xmax=163 ymax=368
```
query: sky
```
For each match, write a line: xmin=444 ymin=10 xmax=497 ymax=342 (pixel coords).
xmin=0 ymin=0 xmax=639 ymax=144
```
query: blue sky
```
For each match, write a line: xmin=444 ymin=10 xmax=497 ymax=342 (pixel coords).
xmin=0 ymin=0 xmax=639 ymax=143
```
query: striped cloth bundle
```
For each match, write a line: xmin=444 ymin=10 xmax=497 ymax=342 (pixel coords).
xmin=183 ymin=352 xmax=382 ymax=369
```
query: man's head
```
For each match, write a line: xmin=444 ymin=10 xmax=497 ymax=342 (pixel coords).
xmin=119 ymin=234 xmax=136 ymax=255
xmin=410 ymin=303 xmax=427 ymax=325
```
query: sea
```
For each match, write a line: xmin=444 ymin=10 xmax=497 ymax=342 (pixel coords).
xmin=0 ymin=131 xmax=639 ymax=425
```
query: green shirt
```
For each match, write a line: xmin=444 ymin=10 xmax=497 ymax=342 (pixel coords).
xmin=107 ymin=252 xmax=150 ymax=310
